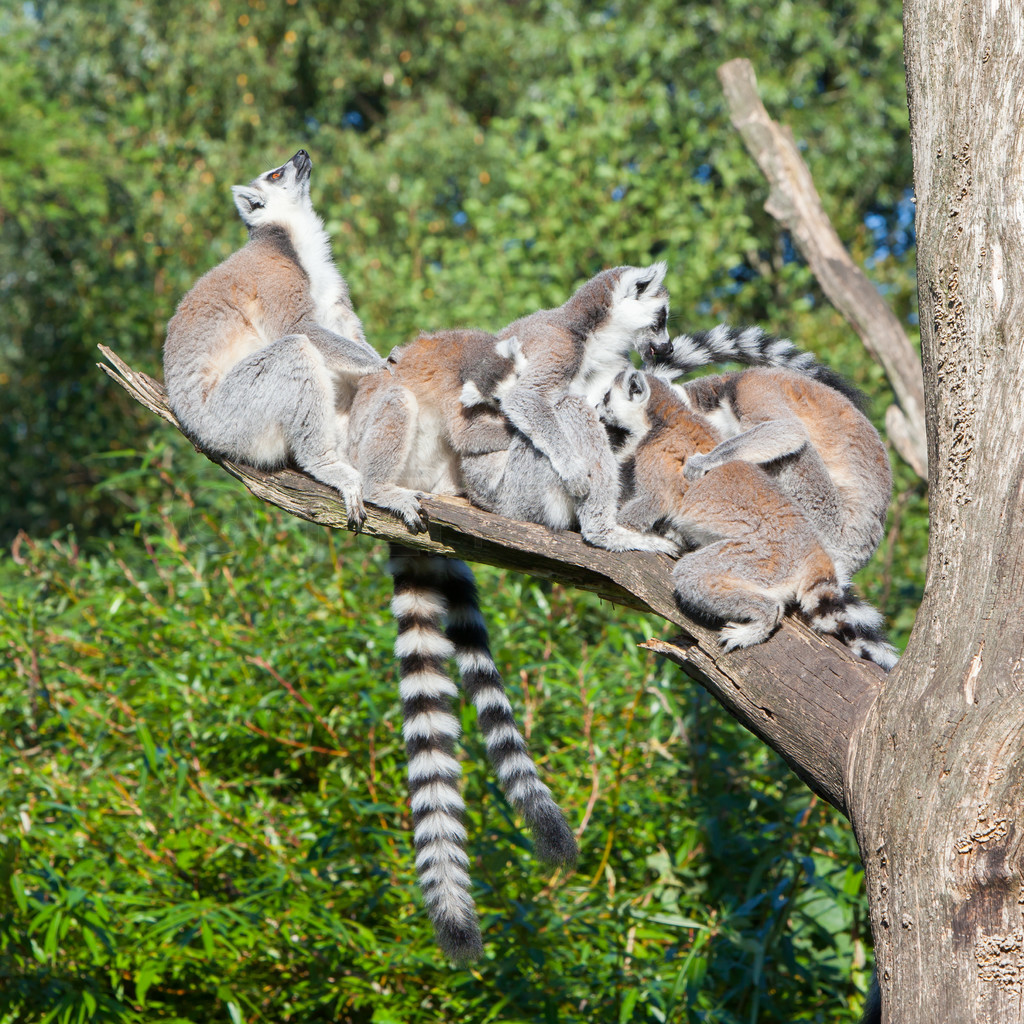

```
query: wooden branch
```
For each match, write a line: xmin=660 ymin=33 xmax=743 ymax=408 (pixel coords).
xmin=98 ymin=344 xmax=884 ymax=814
xmin=718 ymin=58 xmax=928 ymax=479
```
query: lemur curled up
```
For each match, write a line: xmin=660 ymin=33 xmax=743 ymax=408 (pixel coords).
xmin=163 ymin=150 xmax=383 ymax=529
xmin=458 ymin=263 xmax=680 ymax=554
xmin=641 ymin=325 xmax=890 ymax=585
xmin=598 ymin=365 xmax=897 ymax=668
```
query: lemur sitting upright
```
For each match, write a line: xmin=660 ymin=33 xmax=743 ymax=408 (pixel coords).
xmin=598 ymin=366 xmax=897 ymax=668
xmin=348 ymin=328 xmax=577 ymax=960
xmin=163 ymin=150 xmax=383 ymax=529
xmin=458 ymin=264 xmax=680 ymax=555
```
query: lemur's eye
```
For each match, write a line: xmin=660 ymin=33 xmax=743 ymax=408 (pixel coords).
xmin=269 ymin=171 xmax=282 ymax=181
xmin=653 ymin=307 xmax=668 ymax=332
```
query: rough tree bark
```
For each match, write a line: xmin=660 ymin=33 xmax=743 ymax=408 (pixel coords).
xmin=847 ymin=2 xmax=1024 ymax=1021
xmin=715 ymin=26 xmax=1024 ymax=1019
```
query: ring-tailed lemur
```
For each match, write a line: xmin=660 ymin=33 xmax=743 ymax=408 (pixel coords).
xmin=672 ymin=368 xmax=890 ymax=587
xmin=641 ymin=325 xmax=891 ymax=586
xmin=348 ymin=328 xmax=577 ymax=959
xmin=163 ymin=150 xmax=384 ymax=530
xmin=458 ymin=264 xmax=680 ymax=555
xmin=598 ymin=367 xmax=897 ymax=668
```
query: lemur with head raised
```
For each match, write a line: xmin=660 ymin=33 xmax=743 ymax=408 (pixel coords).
xmin=348 ymin=327 xmax=577 ymax=960
xmin=598 ymin=363 xmax=896 ymax=668
xmin=163 ymin=150 xmax=383 ymax=529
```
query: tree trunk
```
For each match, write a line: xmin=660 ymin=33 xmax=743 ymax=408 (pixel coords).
xmin=849 ymin=2 xmax=1024 ymax=1020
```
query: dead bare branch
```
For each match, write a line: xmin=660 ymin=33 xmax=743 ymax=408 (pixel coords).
xmin=718 ymin=57 xmax=928 ymax=479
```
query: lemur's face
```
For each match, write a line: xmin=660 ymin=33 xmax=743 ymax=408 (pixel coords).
xmin=597 ymin=369 xmax=651 ymax=436
xmin=625 ymin=263 xmax=670 ymax=360
xmin=602 ymin=263 xmax=670 ymax=362
xmin=231 ymin=149 xmax=314 ymax=228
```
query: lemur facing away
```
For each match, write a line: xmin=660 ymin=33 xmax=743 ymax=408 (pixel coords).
xmin=641 ymin=324 xmax=891 ymax=585
xmin=598 ymin=368 xmax=897 ymax=669
xmin=163 ymin=150 xmax=384 ymax=529
xmin=459 ymin=264 xmax=680 ymax=555
xmin=348 ymin=328 xmax=577 ymax=960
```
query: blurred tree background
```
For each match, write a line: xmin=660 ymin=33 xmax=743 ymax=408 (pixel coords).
xmin=0 ymin=1 xmax=925 ymax=1021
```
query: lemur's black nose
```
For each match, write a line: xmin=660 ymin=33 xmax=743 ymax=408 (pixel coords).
xmin=644 ymin=335 xmax=674 ymax=363
xmin=291 ymin=150 xmax=312 ymax=174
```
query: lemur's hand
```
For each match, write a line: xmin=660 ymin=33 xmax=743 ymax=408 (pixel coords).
xmin=683 ymin=453 xmax=710 ymax=481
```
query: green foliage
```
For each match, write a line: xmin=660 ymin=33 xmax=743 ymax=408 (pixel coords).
xmin=0 ymin=0 xmax=927 ymax=1020
xmin=1 ymin=446 xmax=876 ymax=1022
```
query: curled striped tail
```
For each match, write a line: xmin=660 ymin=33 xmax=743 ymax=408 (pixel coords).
xmin=648 ymin=324 xmax=866 ymax=408
xmin=798 ymin=581 xmax=899 ymax=671
xmin=388 ymin=545 xmax=482 ymax=961
xmin=441 ymin=559 xmax=578 ymax=868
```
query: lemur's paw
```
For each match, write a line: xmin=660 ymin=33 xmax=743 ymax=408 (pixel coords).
xmin=720 ymin=620 xmax=774 ymax=650
xmin=598 ymin=528 xmax=681 ymax=557
xmin=394 ymin=491 xmax=428 ymax=534
xmin=683 ymin=454 xmax=710 ymax=481
xmin=344 ymin=489 xmax=367 ymax=532
xmin=637 ymin=533 xmax=682 ymax=557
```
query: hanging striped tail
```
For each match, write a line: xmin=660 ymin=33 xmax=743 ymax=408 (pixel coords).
xmin=798 ymin=581 xmax=899 ymax=671
xmin=388 ymin=545 xmax=482 ymax=960
xmin=440 ymin=558 xmax=578 ymax=867
xmin=651 ymin=324 xmax=866 ymax=408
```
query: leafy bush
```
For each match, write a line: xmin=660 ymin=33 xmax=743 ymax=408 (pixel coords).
xmin=1 ymin=442 xmax=878 ymax=1022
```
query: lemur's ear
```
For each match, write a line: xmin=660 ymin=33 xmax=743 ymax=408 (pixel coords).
xmin=637 ymin=261 xmax=668 ymax=295
xmin=627 ymin=370 xmax=650 ymax=401
xmin=624 ymin=261 xmax=668 ymax=299
xmin=496 ymin=334 xmax=527 ymax=373
xmin=232 ymin=186 xmax=265 ymax=222
xmin=495 ymin=334 xmax=519 ymax=359
xmin=460 ymin=381 xmax=487 ymax=408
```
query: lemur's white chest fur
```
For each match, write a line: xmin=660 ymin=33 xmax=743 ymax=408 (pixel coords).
xmin=571 ymin=325 xmax=634 ymax=405
xmin=284 ymin=206 xmax=348 ymax=325
xmin=570 ymin=271 xmax=666 ymax=405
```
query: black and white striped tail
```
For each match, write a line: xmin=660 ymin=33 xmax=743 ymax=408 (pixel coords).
xmin=799 ymin=583 xmax=899 ymax=671
xmin=441 ymin=559 xmax=578 ymax=867
xmin=388 ymin=546 xmax=482 ymax=961
xmin=652 ymin=324 xmax=866 ymax=408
